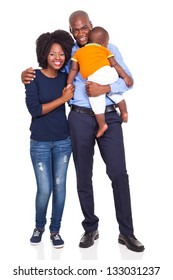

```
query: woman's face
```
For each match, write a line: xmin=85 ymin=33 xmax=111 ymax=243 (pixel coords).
xmin=47 ymin=43 xmax=65 ymax=70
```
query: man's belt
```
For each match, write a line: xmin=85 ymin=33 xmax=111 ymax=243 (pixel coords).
xmin=70 ymin=104 xmax=117 ymax=116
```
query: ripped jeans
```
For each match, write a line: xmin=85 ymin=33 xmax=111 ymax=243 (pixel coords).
xmin=30 ymin=137 xmax=72 ymax=233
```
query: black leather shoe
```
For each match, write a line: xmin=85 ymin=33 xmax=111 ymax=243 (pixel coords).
xmin=118 ymin=234 xmax=145 ymax=252
xmin=79 ymin=230 xmax=99 ymax=248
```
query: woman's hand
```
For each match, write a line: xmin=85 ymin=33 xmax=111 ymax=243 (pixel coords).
xmin=62 ymin=84 xmax=74 ymax=102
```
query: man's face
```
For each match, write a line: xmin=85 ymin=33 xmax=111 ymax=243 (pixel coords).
xmin=70 ymin=15 xmax=93 ymax=47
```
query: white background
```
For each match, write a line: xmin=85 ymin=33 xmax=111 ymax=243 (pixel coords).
xmin=1 ymin=0 xmax=173 ymax=279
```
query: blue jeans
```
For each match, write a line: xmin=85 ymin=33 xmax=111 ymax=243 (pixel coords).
xmin=30 ymin=137 xmax=72 ymax=233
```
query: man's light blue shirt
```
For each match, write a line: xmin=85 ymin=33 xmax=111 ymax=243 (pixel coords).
xmin=65 ymin=42 xmax=133 ymax=108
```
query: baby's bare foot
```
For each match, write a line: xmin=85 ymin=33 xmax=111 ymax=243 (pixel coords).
xmin=96 ymin=123 xmax=108 ymax=138
xmin=121 ymin=112 xmax=128 ymax=122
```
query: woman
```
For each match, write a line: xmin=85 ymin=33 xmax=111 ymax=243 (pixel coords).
xmin=25 ymin=30 xmax=74 ymax=248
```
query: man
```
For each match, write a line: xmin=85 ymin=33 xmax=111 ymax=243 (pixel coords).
xmin=22 ymin=10 xmax=144 ymax=252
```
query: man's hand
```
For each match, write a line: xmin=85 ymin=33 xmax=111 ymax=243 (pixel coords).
xmin=21 ymin=67 xmax=35 ymax=84
xmin=85 ymin=81 xmax=110 ymax=97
